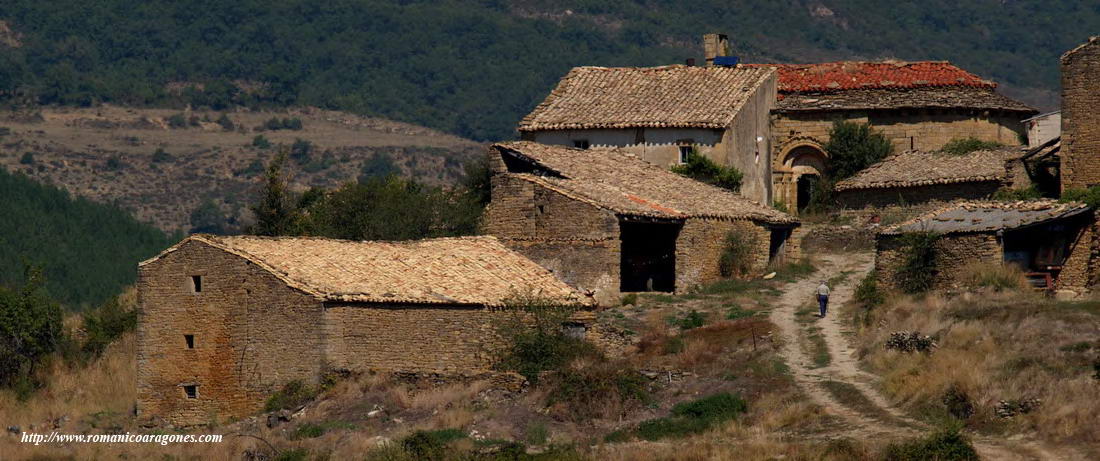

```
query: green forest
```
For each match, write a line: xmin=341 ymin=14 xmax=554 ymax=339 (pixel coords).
xmin=0 ymin=168 xmax=176 ymax=308
xmin=0 ymin=1 xmax=1096 ymax=141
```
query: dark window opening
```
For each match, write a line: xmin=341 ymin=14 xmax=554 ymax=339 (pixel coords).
xmin=536 ymin=204 xmax=546 ymax=215
xmin=620 ymin=221 xmax=681 ymax=292
xmin=573 ymin=139 xmax=590 ymax=149
xmin=562 ymin=322 xmax=587 ymax=340
xmin=677 ymin=139 xmax=694 ymax=164
xmin=183 ymin=385 xmax=198 ymax=399
xmin=190 ymin=275 xmax=202 ymax=293
xmin=184 ymin=334 xmax=195 ymax=349
xmin=769 ymin=228 xmax=791 ymax=264
xmin=796 ymin=174 xmax=820 ymax=212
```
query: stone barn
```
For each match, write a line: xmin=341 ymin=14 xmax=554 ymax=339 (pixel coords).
xmin=485 ymin=141 xmax=800 ymax=306
xmin=137 ymin=235 xmax=590 ymax=426
xmin=1060 ymin=36 xmax=1100 ymax=191
xmin=833 ymin=147 xmax=1029 ymax=209
xmin=875 ymin=201 xmax=1094 ymax=296
xmin=743 ymin=60 xmax=1037 ymax=213
xmin=517 ymin=62 xmax=777 ymax=204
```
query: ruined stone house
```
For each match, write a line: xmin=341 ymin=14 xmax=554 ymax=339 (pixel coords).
xmin=833 ymin=147 xmax=1031 ymax=210
xmin=136 ymin=235 xmax=590 ymax=426
xmin=875 ymin=200 xmax=1094 ymax=296
xmin=1060 ymin=36 xmax=1100 ymax=191
xmin=748 ymin=60 xmax=1038 ymax=213
xmin=484 ymin=141 xmax=799 ymax=306
xmin=517 ymin=63 xmax=777 ymax=204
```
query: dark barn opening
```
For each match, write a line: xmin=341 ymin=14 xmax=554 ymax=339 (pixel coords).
xmin=797 ymin=174 xmax=819 ymax=212
xmin=620 ymin=221 xmax=681 ymax=292
xmin=1003 ymin=217 xmax=1087 ymax=289
xmin=769 ymin=227 xmax=792 ymax=264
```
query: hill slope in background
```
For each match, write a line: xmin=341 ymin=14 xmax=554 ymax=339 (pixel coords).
xmin=0 ymin=106 xmax=483 ymax=232
xmin=0 ymin=1 xmax=1093 ymax=140
xmin=0 ymin=167 xmax=175 ymax=308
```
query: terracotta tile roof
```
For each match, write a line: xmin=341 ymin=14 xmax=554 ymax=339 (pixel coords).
xmin=518 ymin=65 xmax=775 ymax=131
xmin=881 ymin=200 xmax=1090 ymax=235
xmin=835 ymin=148 xmax=1024 ymax=192
xmin=142 ymin=235 xmax=592 ymax=307
xmin=746 ymin=61 xmax=994 ymax=93
xmin=774 ymin=87 xmax=1035 ymax=113
xmin=492 ymin=141 xmax=797 ymax=225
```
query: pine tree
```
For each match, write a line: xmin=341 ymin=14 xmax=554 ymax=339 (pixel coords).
xmin=250 ymin=152 xmax=299 ymax=236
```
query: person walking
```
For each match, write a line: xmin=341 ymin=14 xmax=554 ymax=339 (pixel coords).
xmin=817 ymin=280 xmax=830 ymax=317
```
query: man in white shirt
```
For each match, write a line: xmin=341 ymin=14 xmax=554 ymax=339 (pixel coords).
xmin=817 ymin=280 xmax=830 ymax=317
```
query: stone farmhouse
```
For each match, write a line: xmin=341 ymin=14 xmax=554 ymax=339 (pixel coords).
xmin=875 ymin=200 xmax=1094 ymax=296
xmin=136 ymin=234 xmax=590 ymax=425
xmin=484 ymin=141 xmax=799 ymax=306
xmin=517 ymin=63 xmax=777 ymax=204
xmin=833 ymin=147 xmax=1030 ymax=209
xmin=1060 ymin=36 xmax=1100 ymax=191
xmin=748 ymin=60 xmax=1037 ymax=213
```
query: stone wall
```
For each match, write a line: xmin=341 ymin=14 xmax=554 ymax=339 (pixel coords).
xmin=675 ymin=218 xmax=774 ymax=290
xmin=874 ymin=232 xmax=1002 ymax=292
xmin=1050 ymin=218 xmax=1096 ymax=295
xmin=137 ymin=240 xmax=325 ymax=426
xmin=1060 ymin=38 xmax=1100 ymax=190
xmin=835 ymin=181 xmax=1001 ymax=209
xmin=500 ymin=239 xmax=620 ymax=305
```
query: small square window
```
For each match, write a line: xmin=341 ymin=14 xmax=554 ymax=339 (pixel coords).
xmin=573 ymin=139 xmax=590 ymax=149
xmin=536 ymin=204 xmax=546 ymax=215
xmin=183 ymin=385 xmax=198 ymax=399
xmin=678 ymin=145 xmax=692 ymax=163
xmin=184 ymin=334 xmax=195 ymax=349
xmin=190 ymin=275 xmax=202 ymax=293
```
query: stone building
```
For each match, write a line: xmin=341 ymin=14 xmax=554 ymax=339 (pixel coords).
xmin=833 ymin=147 xmax=1028 ymax=209
xmin=1060 ymin=37 xmax=1100 ymax=191
xmin=484 ymin=141 xmax=799 ymax=306
xmin=748 ymin=60 xmax=1037 ymax=213
xmin=1023 ymin=111 xmax=1061 ymax=148
xmin=517 ymin=64 xmax=777 ymax=204
xmin=875 ymin=200 xmax=1094 ymax=295
xmin=136 ymin=235 xmax=590 ymax=425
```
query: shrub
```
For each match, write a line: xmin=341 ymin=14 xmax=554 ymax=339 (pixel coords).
xmin=718 ymin=231 xmax=759 ymax=278
xmin=263 ymin=380 xmax=318 ymax=412
xmin=620 ymin=293 xmax=638 ymax=306
xmin=670 ymin=310 xmax=707 ymax=330
xmin=105 ymin=155 xmax=125 ymax=170
xmin=1060 ymin=186 xmax=1100 ymax=209
xmin=940 ymin=137 xmax=1005 ymax=155
xmin=854 ymin=273 xmax=885 ymax=307
xmin=216 ymin=113 xmax=234 ymax=131
xmin=19 ymin=152 xmax=34 ymax=165
xmin=882 ymin=425 xmax=979 ymax=461
xmin=725 ymin=305 xmax=754 ymax=320
xmin=958 ymin=262 xmax=1027 ymax=291
xmin=166 ymin=113 xmax=188 ymax=128
xmin=291 ymin=423 xmax=326 ymax=440
xmin=547 ymin=360 xmax=649 ymax=420
xmin=941 ymin=385 xmax=974 ymax=420
xmin=494 ymin=297 xmax=597 ymax=383
xmin=0 ymin=268 xmax=64 ymax=391
xmin=359 ymin=152 xmax=400 ymax=181
xmin=151 ymin=147 xmax=174 ymax=163
xmin=290 ymin=138 xmax=313 ymax=164
xmin=80 ymin=297 xmax=137 ymax=359
xmin=824 ymin=121 xmax=893 ymax=180
xmin=400 ymin=428 xmax=466 ymax=460
xmin=631 ymin=393 xmax=747 ymax=441
xmin=992 ymin=185 xmax=1042 ymax=201
xmin=251 ymin=135 xmax=271 ymax=149
xmin=670 ymin=150 xmax=743 ymax=191
xmin=896 ymin=231 xmax=939 ymax=293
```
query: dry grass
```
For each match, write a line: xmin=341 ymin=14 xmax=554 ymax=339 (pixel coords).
xmin=856 ymin=290 xmax=1100 ymax=447
xmin=957 ymin=261 xmax=1029 ymax=291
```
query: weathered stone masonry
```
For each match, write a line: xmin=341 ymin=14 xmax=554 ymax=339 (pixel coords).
xmin=1061 ymin=37 xmax=1100 ymax=190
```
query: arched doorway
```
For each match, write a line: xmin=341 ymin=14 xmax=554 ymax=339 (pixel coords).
xmin=781 ymin=144 xmax=829 ymax=213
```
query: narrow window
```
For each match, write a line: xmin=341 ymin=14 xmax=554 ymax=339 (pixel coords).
xmin=184 ymin=334 xmax=195 ymax=349
xmin=573 ymin=139 xmax=590 ymax=150
xmin=677 ymin=139 xmax=694 ymax=164
xmin=190 ymin=275 xmax=202 ymax=293
xmin=183 ymin=385 xmax=198 ymax=399
xmin=536 ymin=204 xmax=546 ymax=215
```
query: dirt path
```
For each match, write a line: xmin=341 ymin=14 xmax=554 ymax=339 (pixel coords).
xmin=769 ymin=252 xmax=1073 ymax=460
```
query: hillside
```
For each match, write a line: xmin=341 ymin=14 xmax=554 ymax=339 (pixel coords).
xmin=0 ymin=1 xmax=1095 ymax=141
xmin=0 ymin=106 xmax=483 ymax=232
xmin=0 ymin=167 xmax=174 ymax=307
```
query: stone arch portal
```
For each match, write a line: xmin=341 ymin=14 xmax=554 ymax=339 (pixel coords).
xmin=779 ymin=144 xmax=829 ymax=213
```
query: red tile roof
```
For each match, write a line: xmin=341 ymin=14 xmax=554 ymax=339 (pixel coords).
xmin=746 ymin=61 xmax=995 ymax=94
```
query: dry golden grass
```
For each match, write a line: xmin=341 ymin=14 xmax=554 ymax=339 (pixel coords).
xmin=958 ymin=261 xmax=1030 ymax=291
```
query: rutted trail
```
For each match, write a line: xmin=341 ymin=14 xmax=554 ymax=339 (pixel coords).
xmin=769 ymin=252 xmax=1071 ymax=460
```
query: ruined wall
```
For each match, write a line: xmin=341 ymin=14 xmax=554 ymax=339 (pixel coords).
xmin=485 ymin=173 xmax=621 ymax=305
xmin=675 ymin=218 xmax=773 ymax=291
xmin=835 ymin=181 xmax=1001 ymax=209
xmin=137 ymin=241 xmax=325 ymax=426
xmin=874 ymin=233 xmax=1001 ymax=292
xmin=1060 ymin=38 xmax=1100 ymax=190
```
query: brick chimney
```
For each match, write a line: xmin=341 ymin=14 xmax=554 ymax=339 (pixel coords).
xmin=703 ymin=33 xmax=729 ymax=66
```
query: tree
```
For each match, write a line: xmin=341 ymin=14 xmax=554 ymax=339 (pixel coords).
xmin=0 ymin=267 xmax=63 ymax=391
xmin=250 ymin=152 xmax=300 ymax=236
xmin=189 ymin=199 xmax=228 ymax=234
xmin=460 ymin=156 xmax=492 ymax=206
xmin=824 ymin=121 xmax=894 ymax=180
xmin=359 ymin=152 xmax=400 ymax=182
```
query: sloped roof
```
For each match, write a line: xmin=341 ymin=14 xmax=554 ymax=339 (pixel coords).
xmin=774 ymin=87 xmax=1035 ymax=113
xmin=835 ymin=148 xmax=1024 ymax=192
xmin=747 ymin=61 xmax=994 ymax=93
xmin=141 ymin=235 xmax=591 ymax=307
xmin=492 ymin=141 xmax=796 ymax=225
xmin=1062 ymin=36 xmax=1099 ymax=64
xmin=881 ymin=200 xmax=1090 ymax=235
xmin=518 ymin=65 xmax=775 ymax=131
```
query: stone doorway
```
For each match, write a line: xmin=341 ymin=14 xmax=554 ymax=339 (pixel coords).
xmin=797 ymin=174 xmax=820 ymax=212
xmin=620 ymin=221 xmax=681 ymax=292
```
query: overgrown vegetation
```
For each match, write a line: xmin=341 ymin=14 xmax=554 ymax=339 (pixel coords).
xmin=1060 ymin=185 xmax=1100 ymax=208
xmin=940 ymin=137 xmax=1005 ymax=155
xmin=264 ymin=380 xmax=319 ymax=412
xmin=669 ymin=151 xmax=743 ymax=192
xmin=494 ymin=297 xmax=595 ymax=383
xmin=895 ymin=232 xmax=939 ymax=294
xmin=0 ymin=268 xmax=63 ymax=396
xmin=882 ymin=424 xmax=979 ymax=461
xmin=824 ymin=121 xmax=894 ymax=180
xmin=718 ymin=231 xmax=759 ymax=278
xmin=606 ymin=393 xmax=747 ymax=442
xmin=0 ymin=167 xmax=175 ymax=307
xmin=958 ymin=262 xmax=1027 ymax=291
xmin=992 ymin=185 xmax=1042 ymax=201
